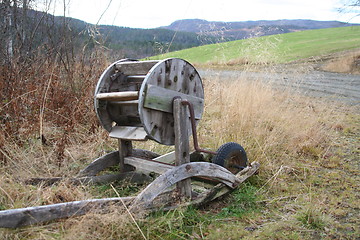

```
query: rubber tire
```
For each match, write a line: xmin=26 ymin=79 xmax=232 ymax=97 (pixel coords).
xmin=212 ymin=142 xmax=248 ymax=174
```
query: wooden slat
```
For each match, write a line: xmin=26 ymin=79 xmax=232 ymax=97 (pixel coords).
xmin=144 ymin=84 xmax=204 ymax=119
xmin=109 ymin=126 xmax=147 ymax=140
xmin=96 ymin=91 xmax=139 ymax=101
xmin=116 ymin=61 xmax=159 ymax=75
xmin=152 ymin=151 xmax=175 ymax=164
xmin=124 ymin=156 xmax=174 ymax=174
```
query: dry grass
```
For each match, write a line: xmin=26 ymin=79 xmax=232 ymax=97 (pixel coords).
xmin=321 ymin=50 xmax=360 ymax=74
xmin=0 ymin=57 xmax=359 ymax=239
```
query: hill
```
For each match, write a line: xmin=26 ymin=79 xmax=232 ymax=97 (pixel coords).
xmin=161 ymin=19 xmax=358 ymax=41
xmin=0 ymin=6 xmax=216 ymax=60
xmin=149 ymin=26 xmax=360 ymax=64
xmin=2 ymin=3 xmax=359 ymax=61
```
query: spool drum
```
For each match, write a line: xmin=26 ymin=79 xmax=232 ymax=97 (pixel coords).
xmin=94 ymin=58 xmax=204 ymax=145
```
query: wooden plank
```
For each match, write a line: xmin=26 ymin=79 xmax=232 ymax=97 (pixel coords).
xmin=132 ymin=162 xmax=239 ymax=208
xmin=152 ymin=151 xmax=175 ymax=164
xmin=124 ymin=156 xmax=174 ymax=174
xmin=116 ymin=60 xmax=159 ymax=75
xmin=109 ymin=126 xmax=147 ymax=141
xmin=173 ymin=98 xmax=192 ymax=199
xmin=0 ymin=197 xmax=134 ymax=228
xmin=96 ymin=91 xmax=139 ymax=101
xmin=144 ymin=84 xmax=204 ymax=119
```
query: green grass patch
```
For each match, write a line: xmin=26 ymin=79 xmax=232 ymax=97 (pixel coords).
xmin=218 ymin=183 xmax=259 ymax=218
xmin=148 ymin=26 xmax=360 ymax=64
xmin=89 ymin=182 xmax=141 ymax=198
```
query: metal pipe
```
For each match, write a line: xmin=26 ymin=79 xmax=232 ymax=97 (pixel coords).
xmin=180 ymin=100 xmax=217 ymax=155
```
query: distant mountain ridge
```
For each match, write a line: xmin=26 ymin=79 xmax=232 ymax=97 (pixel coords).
xmin=161 ymin=19 xmax=359 ymax=40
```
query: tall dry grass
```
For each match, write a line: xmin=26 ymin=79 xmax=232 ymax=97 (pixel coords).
xmin=201 ymin=74 xmax=338 ymax=169
xmin=321 ymin=50 xmax=360 ymax=74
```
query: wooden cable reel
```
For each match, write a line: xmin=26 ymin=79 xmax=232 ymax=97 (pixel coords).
xmin=94 ymin=58 xmax=204 ymax=145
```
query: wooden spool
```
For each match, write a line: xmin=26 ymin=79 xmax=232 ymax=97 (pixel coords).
xmin=94 ymin=58 xmax=204 ymax=145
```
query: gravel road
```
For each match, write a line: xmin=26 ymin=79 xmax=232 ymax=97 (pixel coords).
xmin=199 ymin=69 xmax=360 ymax=106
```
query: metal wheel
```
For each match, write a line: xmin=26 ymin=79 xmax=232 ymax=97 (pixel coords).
xmin=212 ymin=142 xmax=248 ymax=174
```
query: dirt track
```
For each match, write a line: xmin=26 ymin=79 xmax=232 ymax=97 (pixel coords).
xmin=200 ymin=69 xmax=360 ymax=106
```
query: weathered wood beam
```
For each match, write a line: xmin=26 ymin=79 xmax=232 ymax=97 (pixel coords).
xmin=124 ymin=156 xmax=174 ymax=175
xmin=173 ymin=98 xmax=192 ymax=199
xmin=132 ymin=162 xmax=239 ymax=209
xmin=144 ymin=85 xmax=204 ymax=119
xmin=152 ymin=151 xmax=175 ymax=164
xmin=77 ymin=151 xmax=120 ymax=177
xmin=163 ymin=161 xmax=260 ymax=210
xmin=0 ymin=197 xmax=134 ymax=228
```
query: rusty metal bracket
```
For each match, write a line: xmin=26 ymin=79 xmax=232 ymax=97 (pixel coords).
xmin=178 ymin=99 xmax=217 ymax=155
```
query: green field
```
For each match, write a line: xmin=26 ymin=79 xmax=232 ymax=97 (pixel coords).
xmin=149 ymin=26 xmax=360 ymax=64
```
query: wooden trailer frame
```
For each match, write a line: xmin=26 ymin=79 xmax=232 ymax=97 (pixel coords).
xmin=0 ymin=58 xmax=259 ymax=228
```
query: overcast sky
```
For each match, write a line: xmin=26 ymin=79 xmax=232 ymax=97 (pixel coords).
xmin=41 ymin=0 xmax=360 ymax=28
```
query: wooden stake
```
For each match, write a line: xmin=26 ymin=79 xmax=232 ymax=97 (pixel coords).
xmin=173 ymin=98 xmax=192 ymax=199
xmin=118 ymin=140 xmax=132 ymax=172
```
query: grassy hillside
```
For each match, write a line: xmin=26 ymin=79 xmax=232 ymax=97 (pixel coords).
xmin=149 ymin=26 xmax=360 ymax=64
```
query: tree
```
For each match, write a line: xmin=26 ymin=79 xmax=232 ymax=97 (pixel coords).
xmin=0 ymin=0 xmax=32 ymax=63
xmin=339 ymin=0 xmax=360 ymax=20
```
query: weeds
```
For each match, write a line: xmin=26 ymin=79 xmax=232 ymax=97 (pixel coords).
xmin=296 ymin=207 xmax=328 ymax=230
